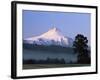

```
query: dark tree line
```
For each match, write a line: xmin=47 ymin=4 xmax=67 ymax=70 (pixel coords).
xmin=73 ymin=34 xmax=90 ymax=64
xmin=23 ymin=58 xmax=66 ymax=64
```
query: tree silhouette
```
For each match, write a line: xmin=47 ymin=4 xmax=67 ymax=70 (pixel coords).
xmin=73 ymin=34 xmax=90 ymax=64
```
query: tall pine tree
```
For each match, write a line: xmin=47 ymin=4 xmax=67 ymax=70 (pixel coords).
xmin=73 ymin=34 xmax=90 ymax=64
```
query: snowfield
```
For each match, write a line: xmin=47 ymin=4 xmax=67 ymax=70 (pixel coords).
xmin=24 ymin=27 xmax=73 ymax=47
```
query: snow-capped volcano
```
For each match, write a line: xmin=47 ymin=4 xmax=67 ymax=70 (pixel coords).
xmin=24 ymin=27 xmax=73 ymax=47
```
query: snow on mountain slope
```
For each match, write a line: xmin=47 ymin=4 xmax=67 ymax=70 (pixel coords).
xmin=24 ymin=27 xmax=73 ymax=47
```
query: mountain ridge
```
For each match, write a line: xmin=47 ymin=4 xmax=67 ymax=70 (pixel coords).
xmin=24 ymin=27 xmax=73 ymax=47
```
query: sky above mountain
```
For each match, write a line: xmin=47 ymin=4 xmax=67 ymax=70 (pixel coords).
xmin=23 ymin=10 xmax=91 ymax=45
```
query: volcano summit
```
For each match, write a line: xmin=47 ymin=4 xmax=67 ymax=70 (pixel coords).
xmin=24 ymin=27 xmax=73 ymax=47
